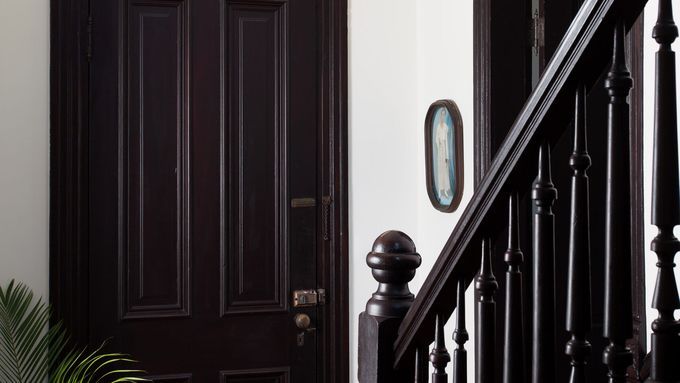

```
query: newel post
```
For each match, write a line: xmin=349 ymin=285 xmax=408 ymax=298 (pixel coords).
xmin=358 ymin=231 xmax=421 ymax=383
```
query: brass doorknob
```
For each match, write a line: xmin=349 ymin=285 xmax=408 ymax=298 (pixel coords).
xmin=294 ymin=313 xmax=311 ymax=330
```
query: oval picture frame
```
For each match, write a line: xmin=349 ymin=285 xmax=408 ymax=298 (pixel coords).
xmin=425 ymin=99 xmax=464 ymax=213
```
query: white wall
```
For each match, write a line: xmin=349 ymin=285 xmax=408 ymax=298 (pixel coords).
xmin=349 ymin=0 xmax=475 ymax=380
xmin=348 ymin=0 xmax=419 ymax=379
xmin=414 ymin=0 xmax=475 ymax=378
xmin=0 ymin=0 xmax=50 ymax=299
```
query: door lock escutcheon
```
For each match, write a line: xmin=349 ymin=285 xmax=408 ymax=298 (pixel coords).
xmin=292 ymin=289 xmax=326 ymax=308
xmin=294 ymin=313 xmax=316 ymax=347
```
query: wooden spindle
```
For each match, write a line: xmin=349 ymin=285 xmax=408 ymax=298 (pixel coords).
xmin=564 ymin=84 xmax=592 ymax=383
xmin=453 ymin=278 xmax=468 ymax=383
xmin=430 ymin=313 xmax=450 ymax=383
xmin=415 ymin=345 xmax=430 ymax=383
xmin=531 ymin=141 xmax=557 ymax=383
xmin=476 ymin=238 xmax=497 ymax=383
xmin=602 ymin=20 xmax=634 ymax=383
xmin=503 ymin=193 xmax=525 ymax=383
xmin=649 ymin=0 xmax=680 ymax=381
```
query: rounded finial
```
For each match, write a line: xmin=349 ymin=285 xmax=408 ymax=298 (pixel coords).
xmin=371 ymin=230 xmax=417 ymax=254
xmin=367 ymin=231 xmax=421 ymax=277
xmin=365 ymin=230 xmax=421 ymax=317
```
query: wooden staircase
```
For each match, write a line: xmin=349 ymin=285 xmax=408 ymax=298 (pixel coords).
xmin=357 ymin=0 xmax=680 ymax=381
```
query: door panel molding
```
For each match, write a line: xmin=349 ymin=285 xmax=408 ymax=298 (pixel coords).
xmin=49 ymin=0 xmax=348 ymax=380
xmin=146 ymin=373 xmax=193 ymax=383
xmin=220 ymin=367 xmax=289 ymax=383
xmin=220 ymin=0 xmax=289 ymax=316
xmin=120 ymin=0 xmax=191 ymax=321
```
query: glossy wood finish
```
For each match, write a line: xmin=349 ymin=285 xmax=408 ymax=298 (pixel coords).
xmin=602 ymin=20 xmax=634 ymax=383
xmin=393 ymin=0 xmax=646 ymax=365
xmin=502 ymin=193 xmax=524 ymax=383
xmin=473 ymin=2 xmax=648 ymax=379
xmin=52 ymin=0 xmax=350 ymax=378
xmin=531 ymin=141 xmax=557 ymax=383
xmin=122 ymin=2 xmax=190 ymax=320
xmin=363 ymin=232 xmax=421 ymax=319
xmin=358 ymin=231 xmax=421 ymax=382
xmin=564 ymin=84 xmax=593 ymax=383
xmin=414 ymin=345 xmax=429 ymax=383
xmin=473 ymin=0 xmax=531 ymax=186
xmin=649 ymin=0 xmax=680 ymax=381
xmin=475 ymin=238 xmax=497 ymax=383
xmin=69 ymin=0 xmax=349 ymax=380
xmin=220 ymin=368 xmax=289 ymax=383
xmin=452 ymin=279 xmax=468 ymax=383
xmin=627 ymin=18 xmax=649 ymax=371
xmin=223 ymin=1 xmax=289 ymax=316
xmin=49 ymin=0 xmax=91 ymax=344
xmin=430 ymin=313 xmax=450 ymax=383
xmin=52 ymin=0 xmax=349 ymax=378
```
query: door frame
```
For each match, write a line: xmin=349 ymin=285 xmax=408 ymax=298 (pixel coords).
xmin=49 ymin=0 xmax=349 ymax=381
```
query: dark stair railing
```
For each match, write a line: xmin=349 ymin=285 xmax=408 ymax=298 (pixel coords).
xmin=649 ymin=0 xmax=680 ymax=381
xmin=358 ymin=0 xmax=680 ymax=381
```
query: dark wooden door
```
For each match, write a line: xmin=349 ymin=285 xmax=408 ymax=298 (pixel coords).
xmin=88 ymin=0 xmax=325 ymax=380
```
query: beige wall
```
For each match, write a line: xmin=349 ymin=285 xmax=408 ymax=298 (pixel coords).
xmin=0 ymin=0 xmax=50 ymax=299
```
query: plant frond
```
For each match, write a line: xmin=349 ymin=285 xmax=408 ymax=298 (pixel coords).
xmin=0 ymin=280 xmax=149 ymax=383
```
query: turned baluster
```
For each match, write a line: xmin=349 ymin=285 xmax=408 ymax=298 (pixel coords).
xmin=415 ymin=345 xmax=429 ymax=383
xmin=430 ymin=313 xmax=450 ymax=383
xmin=602 ymin=20 xmax=634 ymax=383
xmin=565 ymin=84 xmax=593 ymax=383
xmin=453 ymin=278 xmax=468 ymax=383
xmin=476 ymin=238 xmax=498 ymax=383
xmin=532 ymin=141 xmax=557 ymax=383
xmin=649 ymin=0 xmax=680 ymax=381
xmin=503 ymin=193 xmax=525 ymax=383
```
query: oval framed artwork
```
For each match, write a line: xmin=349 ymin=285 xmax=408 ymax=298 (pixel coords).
xmin=424 ymin=100 xmax=464 ymax=213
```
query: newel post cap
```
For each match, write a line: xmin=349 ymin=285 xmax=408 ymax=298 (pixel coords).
xmin=365 ymin=230 xmax=421 ymax=318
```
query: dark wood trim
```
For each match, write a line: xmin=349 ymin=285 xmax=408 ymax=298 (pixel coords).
xmin=395 ymin=0 xmax=646 ymax=367
xmin=627 ymin=12 xmax=647 ymax=375
xmin=473 ymin=0 xmax=492 ymax=189
xmin=424 ymin=100 xmax=465 ymax=213
xmin=49 ymin=0 xmax=349 ymax=380
xmin=471 ymin=2 xmax=647 ymax=380
xmin=320 ymin=0 xmax=350 ymax=381
xmin=49 ymin=0 xmax=91 ymax=345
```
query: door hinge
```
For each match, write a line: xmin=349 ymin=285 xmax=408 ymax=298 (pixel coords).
xmin=529 ymin=9 xmax=545 ymax=55
xmin=322 ymin=196 xmax=332 ymax=241
xmin=292 ymin=288 xmax=326 ymax=308
xmin=86 ymin=15 xmax=93 ymax=62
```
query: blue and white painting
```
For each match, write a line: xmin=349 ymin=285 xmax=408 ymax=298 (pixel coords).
xmin=431 ymin=106 xmax=456 ymax=206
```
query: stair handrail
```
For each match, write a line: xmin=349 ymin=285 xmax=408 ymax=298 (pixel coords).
xmin=391 ymin=0 xmax=647 ymax=368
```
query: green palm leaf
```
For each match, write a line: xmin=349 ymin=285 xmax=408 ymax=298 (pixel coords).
xmin=0 ymin=280 xmax=148 ymax=383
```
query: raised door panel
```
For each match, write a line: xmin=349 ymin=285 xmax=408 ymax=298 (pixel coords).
xmin=120 ymin=0 xmax=190 ymax=320
xmin=221 ymin=1 xmax=289 ymax=315
xmin=147 ymin=374 xmax=193 ymax=383
xmin=221 ymin=368 xmax=289 ymax=383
